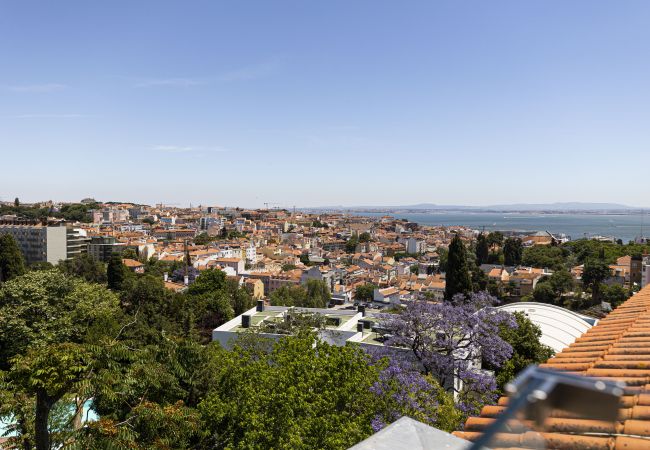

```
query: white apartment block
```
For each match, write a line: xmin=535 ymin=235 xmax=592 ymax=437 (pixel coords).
xmin=0 ymin=223 xmax=84 ymax=264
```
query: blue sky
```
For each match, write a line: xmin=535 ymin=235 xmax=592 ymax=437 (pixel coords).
xmin=1 ymin=1 xmax=650 ymax=208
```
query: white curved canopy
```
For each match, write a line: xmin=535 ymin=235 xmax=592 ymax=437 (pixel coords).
xmin=497 ymin=302 xmax=596 ymax=353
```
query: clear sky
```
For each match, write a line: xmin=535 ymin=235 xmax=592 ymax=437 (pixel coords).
xmin=1 ymin=1 xmax=650 ymax=208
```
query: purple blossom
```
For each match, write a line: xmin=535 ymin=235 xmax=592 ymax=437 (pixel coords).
xmin=171 ymin=266 xmax=199 ymax=284
xmin=368 ymin=355 xmax=443 ymax=432
xmin=371 ymin=291 xmax=517 ymax=421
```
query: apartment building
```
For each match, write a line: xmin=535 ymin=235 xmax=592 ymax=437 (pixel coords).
xmin=88 ymin=236 xmax=126 ymax=262
xmin=0 ymin=221 xmax=88 ymax=264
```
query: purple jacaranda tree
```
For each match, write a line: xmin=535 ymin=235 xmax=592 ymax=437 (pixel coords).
xmin=375 ymin=291 xmax=516 ymax=417
xmin=171 ymin=266 xmax=199 ymax=284
xmin=366 ymin=352 xmax=462 ymax=433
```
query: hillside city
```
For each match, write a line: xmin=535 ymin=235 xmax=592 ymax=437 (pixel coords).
xmin=3 ymin=198 xmax=650 ymax=448
xmin=1 ymin=199 xmax=648 ymax=312
xmin=4 ymin=2 xmax=650 ymax=448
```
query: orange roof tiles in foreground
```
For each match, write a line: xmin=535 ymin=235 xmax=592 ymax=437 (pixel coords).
xmin=454 ymin=286 xmax=650 ymax=449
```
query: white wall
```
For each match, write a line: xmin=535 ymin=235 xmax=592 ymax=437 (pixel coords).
xmin=46 ymin=227 xmax=68 ymax=265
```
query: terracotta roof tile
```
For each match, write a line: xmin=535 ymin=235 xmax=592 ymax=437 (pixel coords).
xmin=453 ymin=286 xmax=650 ymax=449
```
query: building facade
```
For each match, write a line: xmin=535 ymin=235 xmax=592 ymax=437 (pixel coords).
xmin=0 ymin=222 xmax=86 ymax=264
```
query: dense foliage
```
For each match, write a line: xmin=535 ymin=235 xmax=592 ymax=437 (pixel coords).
xmin=0 ymin=244 xmax=552 ymax=449
xmin=0 ymin=234 xmax=26 ymax=282
xmin=355 ymin=283 xmax=376 ymax=302
xmin=488 ymin=312 xmax=554 ymax=391
xmin=270 ymin=280 xmax=331 ymax=308
xmin=0 ymin=202 xmax=99 ymax=223
xmin=378 ymin=292 xmax=515 ymax=416
xmin=445 ymin=234 xmax=473 ymax=300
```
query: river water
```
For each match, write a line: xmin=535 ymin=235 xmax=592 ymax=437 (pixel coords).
xmin=351 ymin=212 xmax=648 ymax=242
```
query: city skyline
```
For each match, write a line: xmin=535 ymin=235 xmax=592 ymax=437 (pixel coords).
xmin=3 ymin=1 xmax=650 ymax=206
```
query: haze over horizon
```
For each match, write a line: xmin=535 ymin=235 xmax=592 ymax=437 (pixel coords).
xmin=2 ymin=1 xmax=650 ymax=207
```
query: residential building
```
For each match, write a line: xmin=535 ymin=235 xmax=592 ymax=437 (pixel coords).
xmin=245 ymin=242 xmax=257 ymax=264
xmin=406 ymin=237 xmax=426 ymax=254
xmin=214 ymin=257 xmax=245 ymax=274
xmin=88 ymin=236 xmax=126 ymax=262
xmin=199 ymin=216 xmax=225 ymax=231
xmin=0 ymin=221 xmax=85 ymax=264
xmin=66 ymin=227 xmax=90 ymax=259
xmin=373 ymin=286 xmax=401 ymax=305
xmin=91 ymin=207 xmax=130 ymax=224
xmin=642 ymin=256 xmax=650 ymax=288
xmin=122 ymin=258 xmax=145 ymax=273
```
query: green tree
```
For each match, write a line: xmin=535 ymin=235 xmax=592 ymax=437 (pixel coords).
xmin=359 ymin=232 xmax=372 ymax=243
xmin=198 ymin=331 xmax=383 ymax=449
xmin=601 ymin=284 xmax=629 ymax=307
xmin=0 ymin=234 xmax=26 ymax=283
xmin=78 ymin=337 xmax=208 ymax=448
xmin=437 ymin=246 xmax=448 ymax=273
xmin=345 ymin=234 xmax=359 ymax=253
xmin=305 ymin=279 xmax=331 ymax=308
xmin=58 ymin=253 xmax=107 ymax=284
xmin=188 ymin=268 xmax=226 ymax=295
xmin=29 ymin=261 xmax=54 ymax=272
xmin=107 ymin=253 xmax=128 ymax=290
xmin=270 ymin=285 xmax=308 ymax=307
xmin=299 ymin=254 xmax=312 ymax=266
xmin=582 ymin=258 xmax=611 ymax=303
xmin=471 ymin=265 xmax=488 ymax=292
xmin=270 ymin=281 xmax=330 ymax=308
xmin=186 ymin=268 xmax=253 ymax=329
xmin=532 ymin=282 xmax=556 ymax=304
xmin=503 ymin=238 xmax=523 ymax=266
xmin=121 ymin=247 xmax=139 ymax=260
xmin=475 ymin=233 xmax=489 ymax=265
xmin=355 ymin=283 xmax=376 ymax=302
xmin=0 ymin=270 xmax=120 ymax=450
xmin=119 ymin=275 xmax=186 ymax=344
xmin=521 ymin=245 xmax=565 ymax=270
xmin=194 ymin=232 xmax=214 ymax=245
xmin=490 ymin=312 xmax=554 ymax=391
xmin=14 ymin=197 xmax=20 ymax=207
xmin=487 ymin=231 xmax=504 ymax=250
xmin=547 ymin=269 xmax=574 ymax=298
xmin=445 ymin=234 xmax=472 ymax=300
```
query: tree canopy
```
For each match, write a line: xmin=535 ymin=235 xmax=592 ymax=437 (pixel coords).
xmin=489 ymin=311 xmax=554 ymax=391
xmin=444 ymin=235 xmax=472 ymax=300
xmin=378 ymin=292 xmax=516 ymax=416
xmin=0 ymin=234 xmax=26 ymax=283
xmin=270 ymin=280 xmax=331 ymax=308
xmin=0 ymin=270 xmax=121 ymax=449
xmin=475 ymin=233 xmax=489 ymax=265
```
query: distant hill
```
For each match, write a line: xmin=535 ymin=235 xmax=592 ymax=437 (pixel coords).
xmin=308 ymin=202 xmax=638 ymax=212
xmin=482 ymin=202 xmax=635 ymax=211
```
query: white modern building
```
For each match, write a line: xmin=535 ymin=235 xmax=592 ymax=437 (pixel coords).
xmin=0 ymin=222 xmax=88 ymax=265
xmin=406 ymin=237 xmax=426 ymax=254
xmin=245 ymin=242 xmax=257 ymax=264
xmin=497 ymin=302 xmax=597 ymax=353
xmin=212 ymin=302 xmax=395 ymax=350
